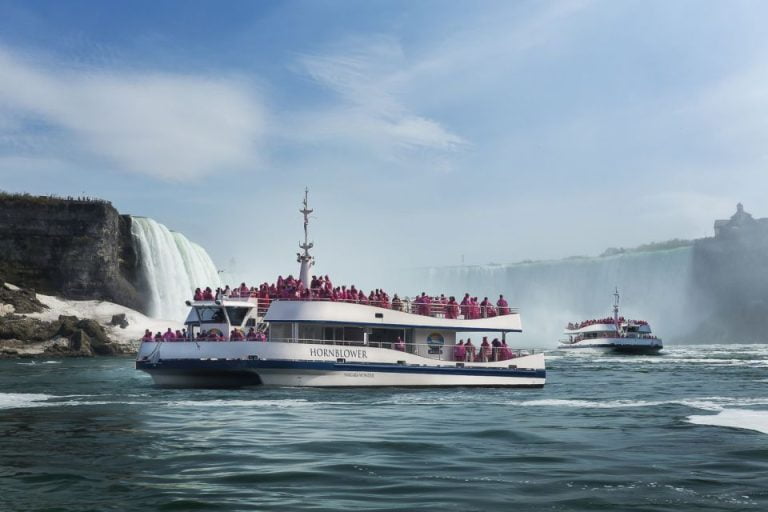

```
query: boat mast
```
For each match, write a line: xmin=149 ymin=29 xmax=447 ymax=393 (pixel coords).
xmin=613 ymin=287 xmax=620 ymax=334
xmin=297 ymin=188 xmax=314 ymax=287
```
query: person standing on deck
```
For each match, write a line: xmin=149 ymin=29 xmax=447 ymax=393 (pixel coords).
xmin=497 ymin=295 xmax=510 ymax=315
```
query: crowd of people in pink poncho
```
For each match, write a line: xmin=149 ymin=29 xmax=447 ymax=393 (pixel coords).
xmin=567 ymin=317 xmax=649 ymax=330
xmin=192 ymin=274 xmax=512 ymax=319
xmin=452 ymin=337 xmax=517 ymax=362
xmin=143 ymin=275 xmax=514 ymax=345
xmin=140 ymin=327 xmax=267 ymax=343
xmin=380 ymin=335 xmax=518 ymax=362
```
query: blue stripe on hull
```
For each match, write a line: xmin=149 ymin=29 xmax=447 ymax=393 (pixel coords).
xmin=136 ymin=358 xmax=545 ymax=379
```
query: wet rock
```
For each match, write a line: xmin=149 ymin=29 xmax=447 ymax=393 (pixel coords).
xmin=110 ymin=313 xmax=128 ymax=329
xmin=0 ymin=282 xmax=47 ymax=314
xmin=56 ymin=315 xmax=79 ymax=337
xmin=0 ymin=315 xmax=59 ymax=341
xmin=68 ymin=329 xmax=93 ymax=356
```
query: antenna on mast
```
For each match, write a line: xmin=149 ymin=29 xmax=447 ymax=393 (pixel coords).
xmin=297 ymin=188 xmax=314 ymax=287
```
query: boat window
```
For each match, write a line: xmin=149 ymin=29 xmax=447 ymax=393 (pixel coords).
xmin=270 ymin=323 xmax=291 ymax=341
xmin=225 ymin=307 xmax=250 ymax=326
xmin=197 ymin=307 xmax=225 ymax=323
xmin=343 ymin=327 xmax=364 ymax=342
xmin=324 ymin=326 xmax=344 ymax=341
xmin=298 ymin=324 xmax=323 ymax=342
xmin=371 ymin=328 xmax=407 ymax=347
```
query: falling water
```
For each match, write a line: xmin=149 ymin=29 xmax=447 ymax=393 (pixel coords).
xmin=130 ymin=217 xmax=221 ymax=320
xmin=411 ymin=247 xmax=697 ymax=345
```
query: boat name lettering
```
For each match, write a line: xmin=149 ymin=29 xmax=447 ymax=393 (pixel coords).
xmin=309 ymin=347 xmax=368 ymax=359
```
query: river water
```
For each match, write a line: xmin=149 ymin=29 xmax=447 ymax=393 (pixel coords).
xmin=1 ymin=345 xmax=767 ymax=511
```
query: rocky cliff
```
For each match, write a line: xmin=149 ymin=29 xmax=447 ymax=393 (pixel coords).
xmin=0 ymin=193 xmax=145 ymax=312
xmin=689 ymin=204 xmax=768 ymax=342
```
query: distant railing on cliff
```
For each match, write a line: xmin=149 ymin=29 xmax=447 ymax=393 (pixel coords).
xmin=0 ymin=191 xmax=112 ymax=206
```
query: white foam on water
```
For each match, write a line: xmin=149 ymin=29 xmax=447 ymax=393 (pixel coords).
xmin=687 ymin=409 xmax=768 ymax=435
xmin=166 ymin=399 xmax=352 ymax=409
xmin=0 ymin=393 xmax=56 ymax=410
xmin=522 ymin=397 xmax=768 ymax=410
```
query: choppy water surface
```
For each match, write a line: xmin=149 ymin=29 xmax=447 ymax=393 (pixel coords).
xmin=1 ymin=344 xmax=768 ymax=511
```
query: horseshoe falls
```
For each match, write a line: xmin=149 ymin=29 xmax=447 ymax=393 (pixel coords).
xmin=130 ymin=217 xmax=221 ymax=320
xmin=413 ymin=246 xmax=698 ymax=346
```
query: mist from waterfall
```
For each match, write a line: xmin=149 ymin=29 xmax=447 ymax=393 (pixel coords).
xmin=412 ymin=247 xmax=696 ymax=347
xmin=131 ymin=217 xmax=221 ymax=320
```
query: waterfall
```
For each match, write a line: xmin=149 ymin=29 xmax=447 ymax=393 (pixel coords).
xmin=130 ymin=217 xmax=221 ymax=320
xmin=410 ymin=247 xmax=696 ymax=346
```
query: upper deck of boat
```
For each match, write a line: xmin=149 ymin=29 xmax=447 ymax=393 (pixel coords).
xmin=188 ymin=296 xmax=522 ymax=333
xmin=563 ymin=319 xmax=652 ymax=335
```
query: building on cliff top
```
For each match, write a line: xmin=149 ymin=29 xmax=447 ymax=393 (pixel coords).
xmin=713 ymin=203 xmax=768 ymax=238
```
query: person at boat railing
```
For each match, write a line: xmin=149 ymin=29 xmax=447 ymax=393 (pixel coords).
xmin=480 ymin=297 xmax=497 ymax=318
xmin=454 ymin=340 xmax=466 ymax=361
xmin=464 ymin=338 xmax=476 ymax=361
xmin=394 ymin=336 xmax=406 ymax=352
xmin=472 ymin=297 xmax=481 ymax=319
xmin=162 ymin=328 xmax=176 ymax=342
xmin=491 ymin=338 xmax=502 ymax=360
xmin=154 ymin=331 xmax=163 ymax=342
xmin=479 ymin=337 xmax=492 ymax=362
xmin=445 ymin=296 xmax=460 ymax=319
xmin=497 ymin=295 xmax=510 ymax=315
xmin=230 ymin=328 xmax=244 ymax=341
xmin=141 ymin=329 xmax=153 ymax=342
xmin=500 ymin=340 xmax=514 ymax=360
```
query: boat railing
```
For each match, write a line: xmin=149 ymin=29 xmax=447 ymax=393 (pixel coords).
xmin=267 ymin=337 xmax=534 ymax=362
xmin=144 ymin=336 xmax=534 ymax=362
xmin=250 ymin=297 xmax=518 ymax=319
xmin=193 ymin=294 xmax=518 ymax=319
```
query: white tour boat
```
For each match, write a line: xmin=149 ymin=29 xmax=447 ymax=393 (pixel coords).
xmin=135 ymin=191 xmax=545 ymax=388
xmin=558 ymin=289 xmax=663 ymax=354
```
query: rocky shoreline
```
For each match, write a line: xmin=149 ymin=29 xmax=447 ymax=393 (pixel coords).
xmin=0 ymin=281 xmax=152 ymax=358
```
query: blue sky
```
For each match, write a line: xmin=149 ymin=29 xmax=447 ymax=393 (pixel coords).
xmin=1 ymin=0 xmax=766 ymax=286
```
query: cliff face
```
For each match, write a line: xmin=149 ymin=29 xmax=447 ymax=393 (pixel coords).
xmin=0 ymin=194 xmax=145 ymax=312
xmin=689 ymin=206 xmax=768 ymax=342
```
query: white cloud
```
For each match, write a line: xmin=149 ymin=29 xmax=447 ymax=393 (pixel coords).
xmin=286 ymin=38 xmax=466 ymax=168
xmin=0 ymin=46 xmax=265 ymax=181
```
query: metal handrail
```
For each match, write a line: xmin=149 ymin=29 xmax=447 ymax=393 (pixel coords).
xmin=193 ymin=295 xmax=519 ymax=319
xmin=143 ymin=336 xmax=534 ymax=362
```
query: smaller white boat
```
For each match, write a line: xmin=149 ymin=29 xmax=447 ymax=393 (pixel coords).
xmin=558 ymin=289 xmax=663 ymax=354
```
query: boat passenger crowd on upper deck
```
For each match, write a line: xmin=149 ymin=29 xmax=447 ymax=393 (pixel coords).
xmin=567 ymin=317 xmax=649 ymax=330
xmin=192 ymin=274 xmax=513 ymax=319
xmin=143 ymin=275 xmax=515 ymax=344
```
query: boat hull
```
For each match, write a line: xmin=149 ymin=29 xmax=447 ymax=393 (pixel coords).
xmin=135 ymin=341 xmax=545 ymax=388
xmin=558 ymin=337 xmax=662 ymax=354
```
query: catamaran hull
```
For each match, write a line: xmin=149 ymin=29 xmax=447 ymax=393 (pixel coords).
xmin=137 ymin=360 xmax=545 ymax=388
xmin=135 ymin=341 xmax=545 ymax=388
xmin=558 ymin=338 xmax=663 ymax=354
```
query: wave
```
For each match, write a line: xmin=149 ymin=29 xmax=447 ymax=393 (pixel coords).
xmin=385 ymin=395 xmax=768 ymax=411
xmin=166 ymin=399 xmax=352 ymax=409
xmin=0 ymin=393 xmax=57 ymax=409
xmin=687 ymin=409 xmax=768 ymax=435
